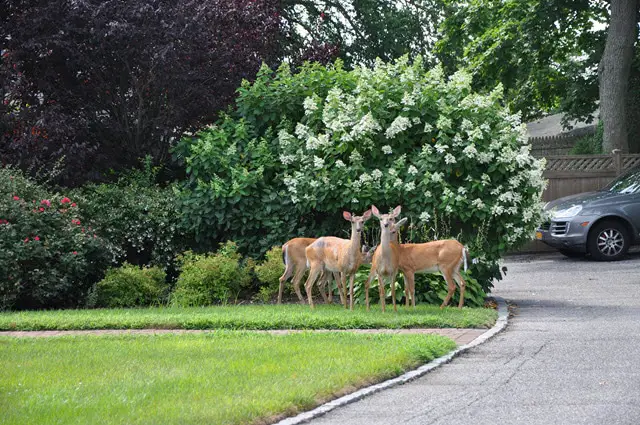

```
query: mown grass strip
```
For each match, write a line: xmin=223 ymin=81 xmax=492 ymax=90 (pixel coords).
xmin=0 ymin=304 xmax=497 ymax=331
xmin=0 ymin=332 xmax=456 ymax=425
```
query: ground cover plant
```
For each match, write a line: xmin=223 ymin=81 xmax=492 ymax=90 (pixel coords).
xmin=0 ymin=304 xmax=497 ymax=331
xmin=0 ymin=332 xmax=456 ymax=425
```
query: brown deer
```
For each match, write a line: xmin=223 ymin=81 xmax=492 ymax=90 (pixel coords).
xmin=304 ymin=209 xmax=372 ymax=309
xmin=278 ymin=238 xmax=376 ymax=305
xmin=366 ymin=208 xmax=469 ymax=310
xmin=365 ymin=205 xmax=403 ymax=312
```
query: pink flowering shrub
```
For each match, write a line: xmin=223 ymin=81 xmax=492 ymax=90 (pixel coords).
xmin=0 ymin=167 xmax=112 ymax=310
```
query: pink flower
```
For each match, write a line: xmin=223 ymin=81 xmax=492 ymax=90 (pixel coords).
xmin=24 ymin=237 xmax=29 ymax=243
xmin=34 ymin=236 xmax=40 ymax=241
xmin=39 ymin=207 xmax=45 ymax=212
xmin=40 ymin=199 xmax=51 ymax=207
xmin=72 ymin=251 xmax=78 ymax=255
xmin=0 ymin=219 xmax=7 ymax=225
xmin=12 ymin=196 xmax=19 ymax=201
xmin=61 ymin=197 xmax=71 ymax=204
xmin=71 ymin=203 xmax=77 ymax=207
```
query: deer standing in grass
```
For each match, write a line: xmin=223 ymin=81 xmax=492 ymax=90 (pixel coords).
xmin=366 ymin=205 xmax=469 ymax=311
xmin=304 ymin=210 xmax=372 ymax=309
xmin=278 ymin=238 xmax=375 ymax=305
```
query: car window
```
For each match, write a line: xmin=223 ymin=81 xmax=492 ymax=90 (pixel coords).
xmin=604 ymin=167 xmax=640 ymax=194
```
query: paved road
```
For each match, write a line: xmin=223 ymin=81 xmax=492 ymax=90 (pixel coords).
xmin=308 ymin=252 xmax=640 ymax=425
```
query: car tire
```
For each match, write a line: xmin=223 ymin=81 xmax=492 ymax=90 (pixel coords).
xmin=558 ymin=249 xmax=585 ymax=259
xmin=587 ymin=220 xmax=630 ymax=261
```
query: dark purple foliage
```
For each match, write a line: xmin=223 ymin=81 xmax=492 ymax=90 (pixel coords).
xmin=0 ymin=0 xmax=281 ymax=185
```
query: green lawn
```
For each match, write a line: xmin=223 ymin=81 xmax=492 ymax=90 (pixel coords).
xmin=0 ymin=304 xmax=497 ymax=331
xmin=0 ymin=332 xmax=456 ymax=425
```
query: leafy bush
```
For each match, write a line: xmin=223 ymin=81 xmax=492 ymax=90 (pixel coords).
xmin=176 ymin=57 xmax=546 ymax=292
xmin=90 ymin=263 xmax=168 ymax=308
xmin=570 ymin=121 xmax=604 ymax=154
xmin=0 ymin=167 xmax=112 ymax=310
xmin=171 ymin=242 xmax=254 ymax=307
xmin=72 ymin=160 xmax=190 ymax=272
xmin=253 ymin=246 xmax=285 ymax=303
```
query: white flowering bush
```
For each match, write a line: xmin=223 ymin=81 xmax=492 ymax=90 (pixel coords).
xmin=176 ymin=57 xmax=546 ymax=291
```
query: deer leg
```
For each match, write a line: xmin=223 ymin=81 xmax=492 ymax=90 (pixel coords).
xmin=291 ymin=268 xmax=306 ymax=304
xmin=403 ymin=271 xmax=414 ymax=308
xmin=340 ymin=273 xmax=349 ymax=309
xmin=454 ymin=270 xmax=467 ymax=309
xmin=391 ymin=271 xmax=398 ymax=312
xmin=318 ymin=271 xmax=329 ymax=304
xmin=278 ymin=258 xmax=294 ymax=305
xmin=378 ymin=274 xmax=386 ymax=313
xmin=304 ymin=267 xmax=322 ymax=309
xmin=440 ymin=269 xmax=457 ymax=309
xmin=349 ymin=273 xmax=356 ymax=311
xmin=331 ymin=272 xmax=344 ymax=305
xmin=333 ymin=272 xmax=346 ymax=308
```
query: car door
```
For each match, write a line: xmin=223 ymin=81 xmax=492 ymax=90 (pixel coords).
xmin=621 ymin=193 xmax=640 ymax=242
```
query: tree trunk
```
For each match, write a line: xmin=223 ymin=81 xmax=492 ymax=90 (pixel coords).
xmin=599 ymin=0 xmax=638 ymax=154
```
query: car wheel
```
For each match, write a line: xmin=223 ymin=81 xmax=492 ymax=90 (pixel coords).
xmin=558 ymin=249 xmax=585 ymax=259
xmin=587 ymin=220 xmax=630 ymax=261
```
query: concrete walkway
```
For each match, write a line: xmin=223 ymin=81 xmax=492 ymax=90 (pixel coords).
xmin=305 ymin=252 xmax=640 ymax=425
xmin=0 ymin=328 xmax=486 ymax=346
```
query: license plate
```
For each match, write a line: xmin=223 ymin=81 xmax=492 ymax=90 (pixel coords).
xmin=535 ymin=231 xmax=543 ymax=240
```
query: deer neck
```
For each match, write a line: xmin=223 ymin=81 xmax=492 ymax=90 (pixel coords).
xmin=347 ymin=225 xmax=362 ymax=260
xmin=380 ymin=226 xmax=393 ymax=255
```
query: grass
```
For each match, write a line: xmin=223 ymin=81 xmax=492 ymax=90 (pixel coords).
xmin=0 ymin=304 xmax=497 ymax=331
xmin=0 ymin=332 xmax=456 ymax=425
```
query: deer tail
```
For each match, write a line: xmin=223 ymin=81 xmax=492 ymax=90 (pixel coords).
xmin=463 ymin=246 xmax=468 ymax=272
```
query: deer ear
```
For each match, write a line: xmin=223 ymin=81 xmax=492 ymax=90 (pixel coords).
xmin=362 ymin=209 xmax=372 ymax=221
xmin=343 ymin=211 xmax=352 ymax=221
xmin=371 ymin=205 xmax=381 ymax=218
xmin=395 ymin=217 xmax=408 ymax=228
xmin=392 ymin=205 xmax=402 ymax=217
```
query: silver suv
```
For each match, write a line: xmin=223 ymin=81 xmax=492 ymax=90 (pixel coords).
xmin=536 ymin=166 xmax=640 ymax=260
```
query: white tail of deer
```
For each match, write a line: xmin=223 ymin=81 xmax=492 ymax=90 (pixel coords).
xmin=304 ymin=209 xmax=372 ymax=309
xmin=278 ymin=238 xmax=344 ymax=305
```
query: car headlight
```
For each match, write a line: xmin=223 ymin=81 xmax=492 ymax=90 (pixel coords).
xmin=552 ymin=205 xmax=583 ymax=219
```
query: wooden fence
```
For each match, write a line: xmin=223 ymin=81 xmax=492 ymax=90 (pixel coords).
xmin=541 ymin=150 xmax=640 ymax=201
xmin=528 ymin=126 xmax=596 ymax=157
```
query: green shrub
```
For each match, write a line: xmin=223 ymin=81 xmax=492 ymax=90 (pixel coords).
xmin=171 ymin=242 xmax=254 ymax=307
xmin=0 ymin=167 xmax=113 ymax=310
xmin=91 ymin=263 xmax=167 ymax=308
xmin=570 ymin=121 xmax=603 ymax=154
xmin=72 ymin=159 xmax=190 ymax=272
xmin=175 ymin=57 xmax=546 ymax=292
xmin=253 ymin=246 xmax=285 ymax=303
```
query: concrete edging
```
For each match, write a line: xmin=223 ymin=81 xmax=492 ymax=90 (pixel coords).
xmin=274 ymin=296 xmax=510 ymax=425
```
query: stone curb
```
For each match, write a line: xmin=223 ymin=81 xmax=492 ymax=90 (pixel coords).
xmin=274 ymin=296 xmax=509 ymax=425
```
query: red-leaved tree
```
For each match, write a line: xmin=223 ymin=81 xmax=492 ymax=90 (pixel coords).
xmin=0 ymin=0 xmax=281 ymax=185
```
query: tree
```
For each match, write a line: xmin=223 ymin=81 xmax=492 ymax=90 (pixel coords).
xmin=437 ymin=0 xmax=608 ymax=122
xmin=281 ymin=0 xmax=443 ymax=67
xmin=599 ymin=0 xmax=638 ymax=153
xmin=0 ymin=0 xmax=281 ymax=185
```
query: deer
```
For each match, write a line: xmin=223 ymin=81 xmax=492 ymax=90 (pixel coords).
xmin=278 ymin=237 xmax=375 ymax=305
xmin=304 ymin=209 xmax=372 ymax=309
xmin=365 ymin=205 xmax=403 ymax=313
xmin=366 ymin=206 xmax=469 ymax=311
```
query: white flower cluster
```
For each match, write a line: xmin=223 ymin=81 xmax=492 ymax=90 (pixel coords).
xmin=385 ymin=116 xmax=412 ymax=139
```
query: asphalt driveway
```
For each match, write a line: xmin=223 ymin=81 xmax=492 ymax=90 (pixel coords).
xmin=307 ymin=251 xmax=640 ymax=425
